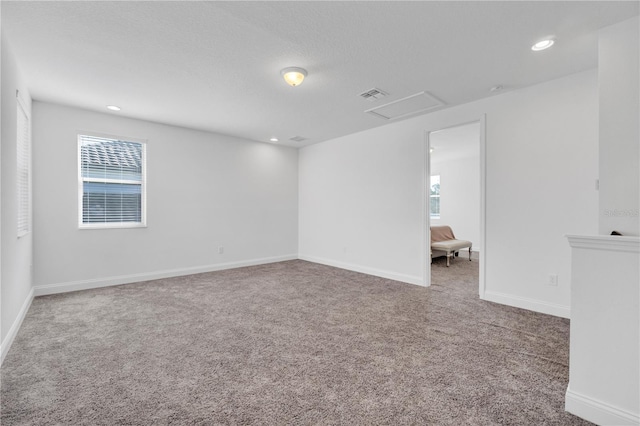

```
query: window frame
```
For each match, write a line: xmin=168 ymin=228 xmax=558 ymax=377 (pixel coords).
xmin=77 ymin=133 xmax=147 ymax=229
xmin=429 ymin=174 xmax=440 ymax=219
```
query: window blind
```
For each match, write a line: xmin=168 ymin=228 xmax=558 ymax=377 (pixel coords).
xmin=78 ymin=134 xmax=146 ymax=227
xmin=17 ymin=94 xmax=30 ymax=237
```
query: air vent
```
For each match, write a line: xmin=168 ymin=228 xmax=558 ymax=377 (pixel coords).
xmin=365 ymin=91 xmax=445 ymax=120
xmin=359 ymin=88 xmax=388 ymax=102
xmin=289 ymin=136 xmax=307 ymax=142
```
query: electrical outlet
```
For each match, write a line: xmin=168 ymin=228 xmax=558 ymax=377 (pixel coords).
xmin=218 ymin=246 xmax=224 ymax=255
xmin=548 ymin=274 xmax=558 ymax=286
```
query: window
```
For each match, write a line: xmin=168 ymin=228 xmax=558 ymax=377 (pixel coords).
xmin=17 ymin=93 xmax=30 ymax=237
xmin=78 ymin=134 xmax=146 ymax=228
xmin=430 ymin=175 xmax=440 ymax=219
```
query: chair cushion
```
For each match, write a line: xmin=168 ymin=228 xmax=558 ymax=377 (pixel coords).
xmin=431 ymin=239 xmax=472 ymax=252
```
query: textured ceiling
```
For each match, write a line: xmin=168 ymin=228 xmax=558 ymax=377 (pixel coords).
xmin=2 ymin=1 xmax=638 ymax=147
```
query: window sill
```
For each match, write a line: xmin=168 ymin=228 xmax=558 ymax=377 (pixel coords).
xmin=79 ymin=223 xmax=147 ymax=230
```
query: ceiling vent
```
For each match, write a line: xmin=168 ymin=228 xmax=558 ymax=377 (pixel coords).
xmin=289 ymin=136 xmax=307 ymax=142
xmin=359 ymin=88 xmax=388 ymax=102
xmin=365 ymin=91 xmax=445 ymax=120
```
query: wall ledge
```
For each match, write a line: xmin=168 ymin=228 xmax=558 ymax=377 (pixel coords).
xmin=566 ymin=234 xmax=640 ymax=252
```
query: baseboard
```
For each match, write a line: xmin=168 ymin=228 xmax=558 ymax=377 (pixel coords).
xmin=566 ymin=385 xmax=639 ymax=425
xmin=34 ymin=254 xmax=298 ymax=296
xmin=1 ymin=287 xmax=34 ymax=366
xmin=298 ymin=255 xmax=424 ymax=286
xmin=482 ymin=290 xmax=570 ymax=319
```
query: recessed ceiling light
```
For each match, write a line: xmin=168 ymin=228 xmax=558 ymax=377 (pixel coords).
xmin=106 ymin=105 xmax=121 ymax=111
xmin=531 ymin=38 xmax=555 ymax=51
xmin=430 ymin=147 xmax=435 ymax=153
xmin=270 ymin=137 xmax=279 ymax=142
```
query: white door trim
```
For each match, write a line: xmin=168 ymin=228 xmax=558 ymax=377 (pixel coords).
xmin=423 ymin=115 xmax=487 ymax=299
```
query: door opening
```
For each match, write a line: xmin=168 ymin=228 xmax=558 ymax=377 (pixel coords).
xmin=424 ymin=118 xmax=486 ymax=298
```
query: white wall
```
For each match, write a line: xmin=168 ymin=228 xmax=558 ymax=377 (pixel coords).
xmin=431 ymin=155 xmax=480 ymax=253
xmin=598 ymin=16 xmax=639 ymax=236
xmin=563 ymin=18 xmax=640 ymax=424
xmin=1 ymin=34 xmax=34 ymax=362
xmin=299 ymin=121 xmax=425 ymax=284
xmin=566 ymin=235 xmax=639 ymax=425
xmin=299 ymin=70 xmax=599 ymax=317
xmin=32 ymin=102 xmax=298 ymax=294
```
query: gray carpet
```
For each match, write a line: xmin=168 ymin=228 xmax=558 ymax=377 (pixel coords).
xmin=1 ymin=259 xmax=591 ymax=425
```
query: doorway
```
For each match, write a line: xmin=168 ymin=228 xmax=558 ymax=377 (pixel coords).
xmin=424 ymin=118 xmax=486 ymax=298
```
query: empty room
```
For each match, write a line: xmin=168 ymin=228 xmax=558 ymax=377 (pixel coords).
xmin=1 ymin=2 xmax=638 ymax=425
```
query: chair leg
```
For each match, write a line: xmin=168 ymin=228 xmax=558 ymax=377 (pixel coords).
xmin=469 ymin=246 xmax=472 ymax=261
xmin=446 ymin=253 xmax=451 ymax=267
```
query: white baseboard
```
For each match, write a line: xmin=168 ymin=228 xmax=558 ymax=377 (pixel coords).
xmin=298 ymin=254 xmax=424 ymax=286
xmin=1 ymin=287 xmax=34 ymax=366
xmin=566 ymin=385 xmax=639 ymax=425
xmin=482 ymin=290 xmax=570 ymax=319
xmin=34 ymin=254 xmax=298 ymax=296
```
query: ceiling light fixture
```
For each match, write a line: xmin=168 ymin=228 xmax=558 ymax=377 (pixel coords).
xmin=531 ymin=37 xmax=555 ymax=51
xmin=281 ymin=67 xmax=307 ymax=87
xmin=270 ymin=137 xmax=279 ymax=142
xmin=430 ymin=147 xmax=435 ymax=153
xmin=106 ymin=105 xmax=121 ymax=111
